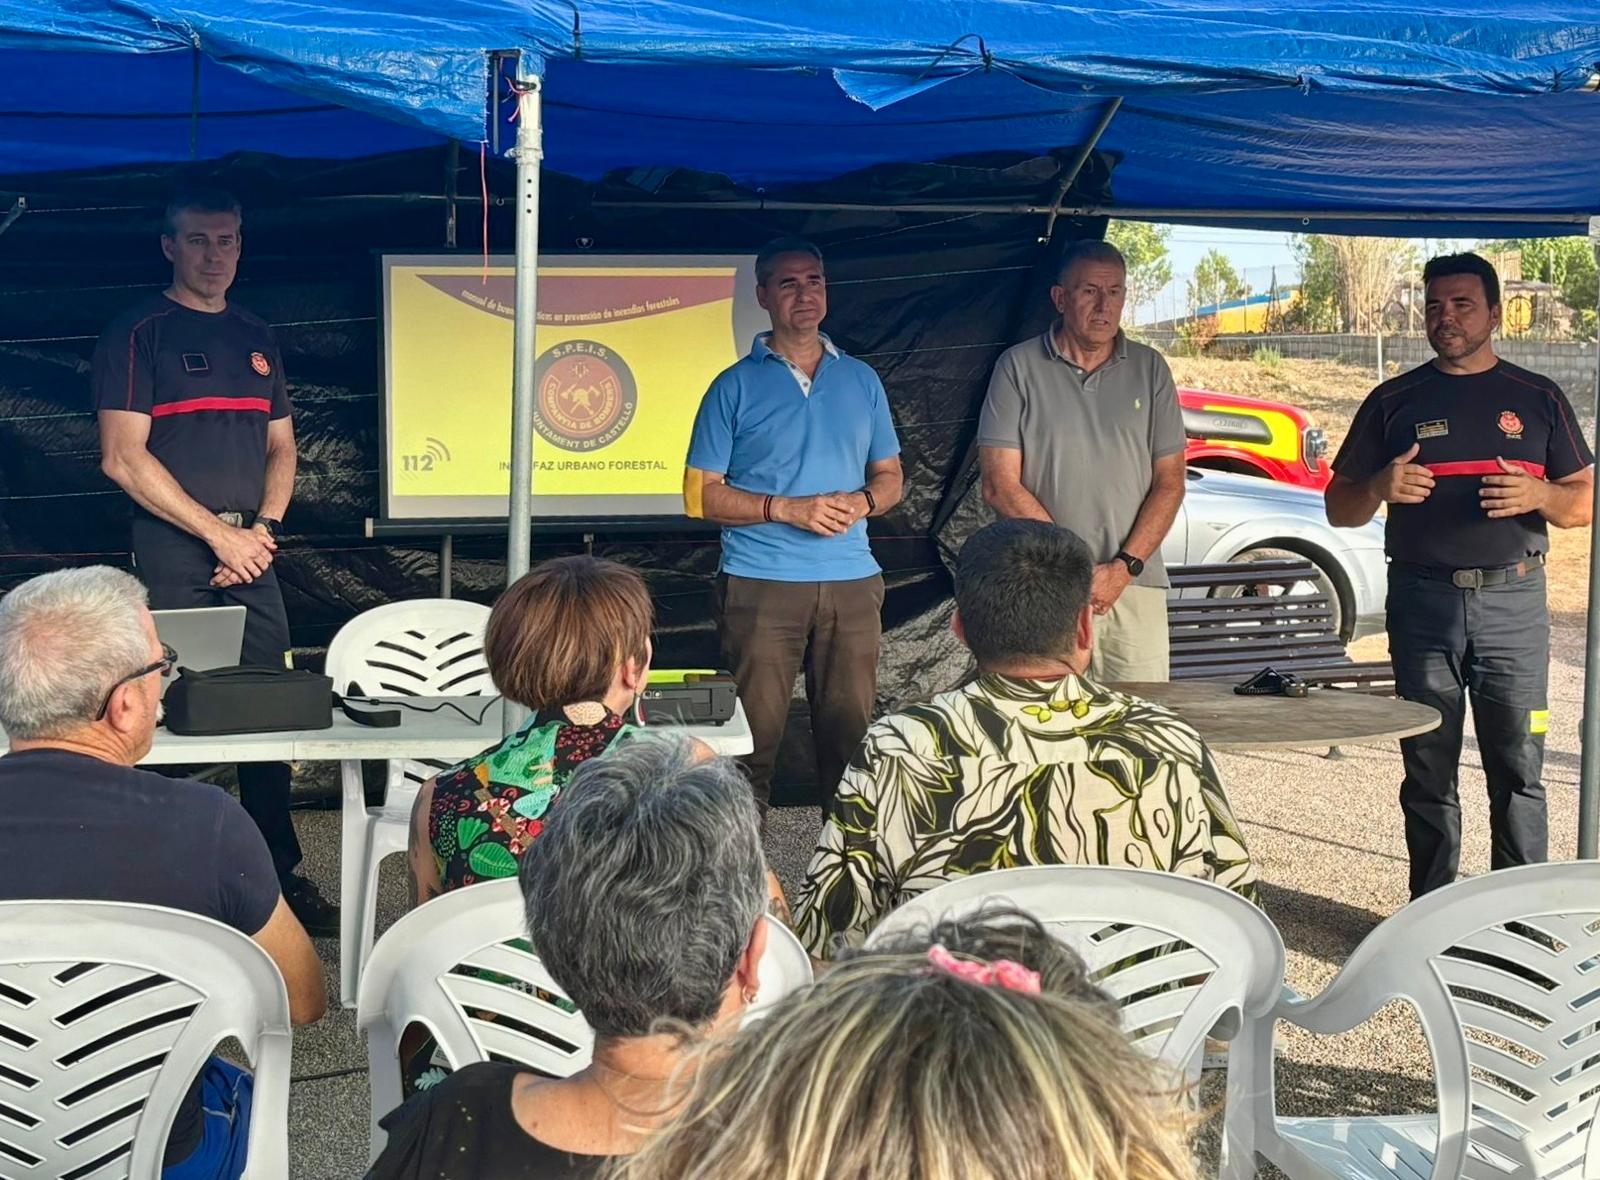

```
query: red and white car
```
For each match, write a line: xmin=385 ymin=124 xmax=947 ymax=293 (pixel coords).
xmin=1179 ymin=387 xmax=1330 ymax=490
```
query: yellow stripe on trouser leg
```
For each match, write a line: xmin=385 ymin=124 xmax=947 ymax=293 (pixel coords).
xmin=1530 ymin=709 xmax=1549 ymax=735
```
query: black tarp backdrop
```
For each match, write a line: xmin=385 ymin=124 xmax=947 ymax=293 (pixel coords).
xmin=0 ymin=146 xmax=1106 ymax=800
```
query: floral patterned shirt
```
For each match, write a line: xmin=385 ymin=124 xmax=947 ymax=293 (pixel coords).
xmin=429 ymin=707 xmax=631 ymax=891
xmin=792 ymin=672 xmax=1259 ymax=958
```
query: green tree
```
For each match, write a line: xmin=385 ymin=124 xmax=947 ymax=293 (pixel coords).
xmin=1105 ymin=220 xmax=1173 ymax=321
xmin=1483 ymin=237 xmax=1598 ymax=325
xmin=1288 ymin=234 xmax=1342 ymax=332
xmin=1187 ymin=248 xmax=1246 ymax=315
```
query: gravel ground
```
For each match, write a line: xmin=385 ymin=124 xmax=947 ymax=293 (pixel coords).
xmin=280 ymin=621 xmax=1588 ymax=1177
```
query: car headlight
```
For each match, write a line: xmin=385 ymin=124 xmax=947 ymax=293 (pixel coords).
xmin=1303 ymin=426 xmax=1329 ymax=469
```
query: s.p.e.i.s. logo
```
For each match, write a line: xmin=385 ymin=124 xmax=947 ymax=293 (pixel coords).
xmin=533 ymin=341 xmax=638 ymax=452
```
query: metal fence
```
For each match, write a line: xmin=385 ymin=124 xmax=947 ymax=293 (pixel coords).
xmin=1137 ymin=330 xmax=1599 ymax=410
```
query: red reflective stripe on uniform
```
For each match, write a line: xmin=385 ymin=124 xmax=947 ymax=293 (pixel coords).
xmin=150 ymin=397 xmax=273 ymax=418
xmin=1424 ymin=460 xmax=1546 ymax=479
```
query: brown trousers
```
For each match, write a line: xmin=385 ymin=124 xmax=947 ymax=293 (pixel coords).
xmin=716 ymin=573 xmax=885 ymax=808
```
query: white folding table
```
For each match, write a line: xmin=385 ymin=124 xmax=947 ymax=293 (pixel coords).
xmin=0 ymin=696 xmax=753 ymax=764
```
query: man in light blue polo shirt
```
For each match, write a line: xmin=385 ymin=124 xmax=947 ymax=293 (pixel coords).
xmin=684 ymin=237 xmax=902 ymax=809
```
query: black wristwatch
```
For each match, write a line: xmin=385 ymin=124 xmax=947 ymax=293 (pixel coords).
xmin=1114 ymin=550 xmax=1145 ymax=577
xmin=254 ymin=516 xmax=282 ymax=540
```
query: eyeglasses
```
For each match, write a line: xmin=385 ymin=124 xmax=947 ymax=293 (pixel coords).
xmin=95 ymin=643 xmax=177 ymax=721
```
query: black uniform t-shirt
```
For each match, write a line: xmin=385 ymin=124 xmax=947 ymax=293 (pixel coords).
xmin=91 ymin=293 xmax=292 ymax=513
xmin=0 ymin=748 xmax=281 ymax=1164
xmin=1332 ymin=360 xmax=1593 ymax=570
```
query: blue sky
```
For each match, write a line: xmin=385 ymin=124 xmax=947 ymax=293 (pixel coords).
xmin=1166 ymin=226 xmax=1296 ymax=276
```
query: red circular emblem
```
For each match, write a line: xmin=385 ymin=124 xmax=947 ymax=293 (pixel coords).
xmin=250 ymin=351 xmax=272 ymax=377
xmin=1498 ymin=410 xmax=1523 ymax=435
xmin=533 ymin=341 xmax=638 ymax=452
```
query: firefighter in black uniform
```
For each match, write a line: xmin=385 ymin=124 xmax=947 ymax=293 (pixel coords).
xmin=94 ymin=188 xmax=336 ymax=934
xmin=1327 ymin=252 xmax=1594 ymax=899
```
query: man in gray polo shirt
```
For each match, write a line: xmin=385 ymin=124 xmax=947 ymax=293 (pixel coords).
xmin=977 ymin=238 xmax=1186 ymax=681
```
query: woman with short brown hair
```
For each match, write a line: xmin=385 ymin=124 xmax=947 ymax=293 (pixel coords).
xmin=407 ymin=555 xmax=654 ymax=904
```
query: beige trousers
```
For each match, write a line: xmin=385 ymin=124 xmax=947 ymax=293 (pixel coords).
xmin=1088 ymin=583 xmax=1170 ymax=683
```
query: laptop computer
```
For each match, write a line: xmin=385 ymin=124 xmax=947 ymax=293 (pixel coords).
xmin=152 ymin=606 xmax=248 ymax=698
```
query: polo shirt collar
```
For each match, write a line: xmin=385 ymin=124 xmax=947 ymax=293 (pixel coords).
xmin=751 ymin=331 xmax=839 ymax=362
xmin=1042 ymin=320 xmax=1128 ymax=369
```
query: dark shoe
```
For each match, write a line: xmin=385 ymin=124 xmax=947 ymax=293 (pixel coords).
xmin=282 ymin=874 xmax=339 ymax=938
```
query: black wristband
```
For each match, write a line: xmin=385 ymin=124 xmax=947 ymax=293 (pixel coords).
xmin=861 ymin=489 xmax=877 ymax=515
xmin=762 ymin=494 xmax=774 ymax=523
xmin=254 ymin=516 xmax=282 ymax=539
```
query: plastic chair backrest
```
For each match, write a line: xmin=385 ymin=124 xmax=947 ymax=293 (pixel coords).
xmin=324 ymin=599 xmax=493 ymax=699
xmin=864 ymin=866 xmax=1284 ymax=1070
xmin=0 ymin=900 xmax=292 ymax=1180
xmin=325 ymin=598 xmax=495 ymax=792
xmin=1286 ymin=862 xmax=1600 ymax=1180
xmin=358 ymin=879 xmax=810 ymax=1151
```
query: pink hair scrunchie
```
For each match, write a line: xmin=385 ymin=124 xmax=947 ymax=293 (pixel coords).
xmin=925 ymin=944 xmax=1042 ymax=995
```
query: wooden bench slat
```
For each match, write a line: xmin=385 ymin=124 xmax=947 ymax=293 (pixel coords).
xmin=1170 ymin=560 xmax=1317 ymax=578
xmin=1171 ymin=636 xmax=1343 ymax=654
xmin=1170 ymin=610 xmax=1335 ymax=629
xmin=1168 ymin=563 xmax=1320 ymax=590
xmin=1168 ymin=594 xmax=1331 ymax=614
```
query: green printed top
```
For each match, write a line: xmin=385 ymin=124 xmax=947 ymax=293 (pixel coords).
xmin=428 ymin=707 xmax=632 ymax=891
xmin=792 ymin=672 xmax=1259 ymax=958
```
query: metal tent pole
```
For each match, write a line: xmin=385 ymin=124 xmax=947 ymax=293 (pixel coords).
xmin=441 ymin=141 xmax=460 ymax=599
xmin=503 ymin=58 xmax=543 ymax=733
xmin=1577 ymin=215 xmax=1600 ymax=858
xmin=506 ymin=63 xmax=543 ymax=586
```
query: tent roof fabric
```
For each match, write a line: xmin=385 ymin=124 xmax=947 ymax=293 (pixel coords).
xmin=2 ymin=2 xmax=1599 ymax=232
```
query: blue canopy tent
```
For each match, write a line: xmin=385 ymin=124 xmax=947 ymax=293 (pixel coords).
xmin=3 ymin=0 xmax=1600 ymax=817
xmin=2 ymin=1 xmax=1598 ymax=224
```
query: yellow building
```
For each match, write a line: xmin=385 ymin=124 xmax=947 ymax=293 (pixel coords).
xmin=1193 ymin=287 xmax=1303 ymax=333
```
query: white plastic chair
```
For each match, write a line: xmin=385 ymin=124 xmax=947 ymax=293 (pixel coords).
xmin=323 ymin=599 xmax=493 ymax=1006
xmin=0 ymin=900 xmax=292 ymax=1180
xmin=1234 ymin=861 xmax=1600 ymax=1180
xmin=865 ymin=864 xmax=1285 ymax=1177
xmin=356 ymin=878 xmax=811 ymax=1159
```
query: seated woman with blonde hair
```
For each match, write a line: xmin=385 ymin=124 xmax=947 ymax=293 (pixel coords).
xmin=608 ymin=910 xmax=1196 ymax=1180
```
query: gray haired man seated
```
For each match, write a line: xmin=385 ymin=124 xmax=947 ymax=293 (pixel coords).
xmin=0 ymin=567 xmax=325 ymax=1179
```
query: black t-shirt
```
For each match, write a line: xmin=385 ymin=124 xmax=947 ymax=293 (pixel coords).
xmin=0 ymin=748 xmax=281 ymax=1163
xmin=91 ymin=294 xmax=292 ymax=513
xmin=369 ymin=1063 xmax=612 ymax=1180
xmin=1332 ymin=360 xmax=1593 ymax=570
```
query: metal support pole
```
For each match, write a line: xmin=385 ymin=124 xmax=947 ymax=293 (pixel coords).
xmin=589 ymin=199 xmax=1593 ymax=228
xmin=0 ymin=197 xmax=25 ymax=239
xmin=437 ymin=140 xmax=461 ymax=606
xmin=503 ymin=61 xmax=543 ymax=735
xmin=1577 ymin=216 xmax=1600 ymax=859
xmin=1040 ymin=97 xmax=1122 ymax=243
xmin=1375 ymin=331 xmax=1384 ymax=384
xmin=444 ymin=141 xmax=460 ymax=250
xmin=506 ymin=64 xmax=543 ymax=586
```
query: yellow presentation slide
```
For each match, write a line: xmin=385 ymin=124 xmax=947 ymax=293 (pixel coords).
xmin=382 ymin=253 xmax=761 ymax=520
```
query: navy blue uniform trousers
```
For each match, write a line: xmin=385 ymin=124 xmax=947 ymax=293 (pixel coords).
xmin=1387 ymin=563 xmax=1548 ymax=899
xmin=134 ymin=516 xmax=302 ymax=881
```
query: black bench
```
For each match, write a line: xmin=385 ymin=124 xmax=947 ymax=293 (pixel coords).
xmin=1167 ymin=560 xmax=1394 ymax=691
